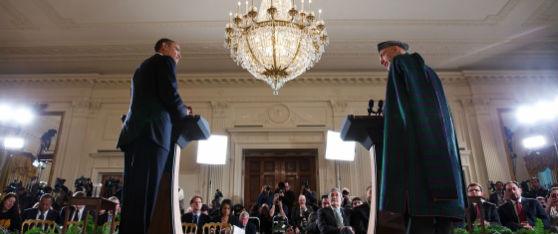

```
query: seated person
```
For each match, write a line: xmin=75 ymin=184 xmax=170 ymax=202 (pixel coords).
xmin=0 ymin=193 xmax=21 ymax=231
xmin=318 ymin=188 xmax=353 ymax=234
xmin=238 ymin=211 xmax=257 ymax=234
xmin=350 ymin=186 xmax=372 ymax=234
xmin=60 ymin=191 xmax=94 ymax=222
xmin=291 ymin=195 xmax=313 ymax=233
xmin=97 ymin=196 xmax=120 ymax=225
xmin=305 ymin=195 xmax=330 ymax=234
xmin=498 ymin=181 xmax=550 ymax=231
xmin=489 ymin=181 xmax=505 ymax=206
xmin=22 ymin=193 xmax=61 ymax=225
xmin=466 ymin=183 xmax=501 ymax=226
xmin=212 ymin=199 xmax=240 ymax=227
xmin=182 ymin=195 xmax=210 ymax=234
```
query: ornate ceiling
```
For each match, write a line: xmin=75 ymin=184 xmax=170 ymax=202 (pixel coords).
xmin=0 ymin=0 xmax=556 ymax=74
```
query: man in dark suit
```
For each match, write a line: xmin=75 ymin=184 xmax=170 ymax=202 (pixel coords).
xmin=318 ymin=188 xmax=353 ymax=234
xmin=117 ymin=38 xmax=190 ymax=233
xmin=466 ymin=183 xmax=500 ymax=226
xmin=181 ymin=196 xmax=210 ymax=234
xmin=291 ymin=195 xmax=313 ymax=233
xmin=239 ymin=211 xmax=257 ymax=234
xmin=489 ymin=181 xmax=505 ymax=206
xmin=498 ymin=181 xmax=550 ymax=231
xmin=22 ymin=194 xmax=61 ymax=225
xmin=60 ymin=191 xmax=94 ymax=223
xmin=350 ymin=185 xmax=371 ymax=234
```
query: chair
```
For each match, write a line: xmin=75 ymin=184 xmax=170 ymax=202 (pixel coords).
xmin=102 ymin=221 xmax=120 ymax=233
xmin=248 ymin=216 xmax=260 ymax=234
xmin=182 ymin=222 xmax=198 ymax=234
xmin=202 ymin=222 xmax=233 ymax=234
xmin=20 ymin=219 xmax=56 ymax=234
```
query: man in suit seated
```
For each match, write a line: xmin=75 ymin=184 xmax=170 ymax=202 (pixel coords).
xmin=498 ymin=181 xmax=550 ymax=231
xmin=466 ymin=183 xmax=501 ymax=226
xmin=291 ymin=195 xmax=313 ymax=233
xmin=318 ymin=188 xmax=353 ymax=234
xmin=182 ymin=196 xmax=210 ymax=234
xmin=22 ymin=194 xmax=61 ymax=225
xmin=238 ymin=211 xmax=257 ymax=234
xmin=60 ymin=191 xmax=94 ymax=223
xmin=489 ymin=181 xmax=505 ymax=206
xmin=305 ymin=195 xmax=329 ymax=234
xmin=97 ymin=196 xmax=120 ymax=225
xmin=350 ymin=185 xmax=371 ymax=234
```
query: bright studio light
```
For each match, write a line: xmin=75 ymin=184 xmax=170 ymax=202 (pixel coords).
xmin=197 ymin=135 xmax=228 ymax=165
xmin=517 ymin=99 xmax=558 ymax=124
xmin=3 ymin=137 xmax=25 ymax=150
xmin=522 ymin=135 xmax=547 ymax=149
xmin=0 ymin=104 xmax=34 ymax=125
xmin=325 ymin=130 xmax=356 ymax=161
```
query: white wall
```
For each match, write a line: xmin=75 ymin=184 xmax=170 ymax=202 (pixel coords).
xmin=0 ymin=70 xmax=556 ymax=204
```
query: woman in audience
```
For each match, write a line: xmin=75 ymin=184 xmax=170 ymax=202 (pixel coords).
xmin=213 ymin=199 xmax=240 ymax=227
xmin=0 ymin=193 xmax=21 ymax=231
xmin=546 ymin=187 xmax=558 ymax=231
xmin=258 ymin=203 xmax=273 ymax=234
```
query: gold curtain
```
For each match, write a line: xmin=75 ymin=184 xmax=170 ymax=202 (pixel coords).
xmin=0 ymin=153 xmax=37 ymax=193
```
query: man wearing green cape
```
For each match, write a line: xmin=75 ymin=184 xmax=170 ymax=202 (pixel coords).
xmin=377 ymin=41 xmax=466 ymax=234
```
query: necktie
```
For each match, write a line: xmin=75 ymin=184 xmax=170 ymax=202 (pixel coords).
xmin=194 ymin=214 xmax=198 ymax=224
xmin=333 ymin=208 xmax=343 ymax=228
xmin=516 ymin=201 xmax=527 ymax=223
xmin=475 ymin=204 xmax=481 ymax=221
xmin=38 ymin=211 xmax=45 ymax=220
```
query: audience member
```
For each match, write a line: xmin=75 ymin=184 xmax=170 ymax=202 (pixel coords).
xmin=498 ymin=181 xmax=550 ymax=231
xmin=233 ymin=203 xmax=244 ymax=217
xmin=341 ymin=188 xmax=351 ymax=209
xmin=537 ymin=196 xmax=547 ymax=209
xmin=0 ymin=193 xmax=21 ymax=231
xmin=301 ymin=183 xmax=318 ymax=208
xmin=318 ymin=188 xmax=353 ymax=234
xmin=270 ymin=191 xmax=288 ymax=220
xmin=284 ymin=182 xmax=296 ymax=210
xmin=60 ymin=191 xmax=92 ymax=222
xmin=239 ymin=211 xmax=257 ymax=234
xmin=305 ymin=195 xmax=330 ymax=234
xmin=546 ymin=187 xmax=558 ymax=231
xmin=22 ymin=194 xmax=61 ymax=225
xmin=258 ymin=203 xmax=273 ymax=234
xmin=257 ymin=185 xmax=273 ymax=207
xmin=97 ymin=196 xmax=120 ymax=225
xmin=291 ymin=195 xmax=313 ymax=233
xmin=351 ymin=197 xmax=363 ymax=208
xmin=466 ymin=183 xmax=500 ymax=226
xmin=527 ymin=177 xmax=549 ymax=198
xmin=350 ymin=186 xmax=371 ymax=234
xmin=182 ymin=196 xmax=210 ymax=234
xmin=212 ymin=199 xmax=240 ymax=226
xmin=16 ymin=186 xmax=32 ymax=212
xmin=201 ymin=204 xmax=209 ymax=216
xmin=489 ymin=181 xmax=505 ymax=206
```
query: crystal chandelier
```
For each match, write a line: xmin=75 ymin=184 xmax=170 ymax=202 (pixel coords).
xmin=225 ymin=0 xmax=328 ymax=95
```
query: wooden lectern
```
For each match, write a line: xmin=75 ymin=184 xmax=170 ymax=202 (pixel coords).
xmin=147 ymin=115 xmax=210 ymax=234
xmin=340 ymin=115 xmax=384 ymax=234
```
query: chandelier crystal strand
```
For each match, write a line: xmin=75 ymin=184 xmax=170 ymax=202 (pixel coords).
xmin=225 ymin=0 xmax=328 ymax=95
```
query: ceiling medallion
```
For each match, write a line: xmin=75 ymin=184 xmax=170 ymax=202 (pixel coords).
xmin=225 ymin=0 xmax=329 ymax=95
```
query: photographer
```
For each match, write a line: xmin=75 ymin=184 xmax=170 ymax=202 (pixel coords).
xmin=291 ymin=195 xmax=312 ymax=234
xmin=270 ymin=192 xmax=288 ymax=221
xmin=341 ymin=188 xmax=351 ymax=209
xmin=301 ymin=182 xmax=318 ymax=208
xmin=257 ymin=184 xmax=274 ymax=207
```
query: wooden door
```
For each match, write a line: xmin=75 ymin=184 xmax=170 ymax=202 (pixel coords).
xmin=244 ymin=149 xmax=317 ymax=208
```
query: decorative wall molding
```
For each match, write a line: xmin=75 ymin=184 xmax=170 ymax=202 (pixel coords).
xmin=0 ymin=71 xmax=555 ymax=89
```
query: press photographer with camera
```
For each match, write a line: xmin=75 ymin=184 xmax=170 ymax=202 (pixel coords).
xmin=291 ymin=195 xmax=313 ymax=234
xmin=257 ymin=184 xmax=274 ymax=207
xmin=301 ymin=182 xmax=317 ymax=208
xmin=270 ymin=190 xmax=288 ymax=219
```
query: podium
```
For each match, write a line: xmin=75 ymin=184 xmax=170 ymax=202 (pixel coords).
xmin=340 ymin=115 xmax=384 ymax=234
xmin=147 ymin=115 xmax=210 ymax=234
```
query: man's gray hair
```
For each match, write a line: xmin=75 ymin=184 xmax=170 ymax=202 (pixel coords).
xmin=328 ymin=188 xmax=340 ymax=198
xmin=239 ymin=211 xmax=250 ymax=219
xmin=299 ymin=194 xmax=306 ymax=200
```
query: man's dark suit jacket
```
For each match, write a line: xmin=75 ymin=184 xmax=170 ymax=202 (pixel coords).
xmin=497 ymin=197 xmax=550 ymax=231
xmin=489 ymin=192 xmax=503 ymax=205
xmin=350 ymin=203 xmax=370 ymax=234
xmin=318 ymin=207 xmax=351 ymax=234
xmin=291 ymin=206 xmax=313 ymax=229
xmin=242 ymin=222 xmax=257 ymax=234
xmin=22 ymin=208 xmax=61 ymax=225
xmin=60 ymin=206 xmax=94 ymax=222
xmin=468 ymin=201 xmax=501 ymax=226
xmin=117 ymin=54 xmax=188 ymax=150
xmin=181 ymin=212 xmax=211 ymax=234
